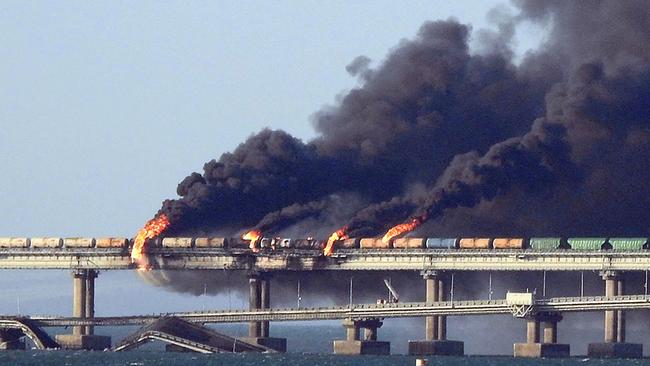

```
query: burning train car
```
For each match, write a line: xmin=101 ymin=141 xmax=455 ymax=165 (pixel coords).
xmin=1 ymin=236 xmax=648 ymax=255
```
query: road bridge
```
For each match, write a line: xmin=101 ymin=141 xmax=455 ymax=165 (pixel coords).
xmin=13 ymin=294 xmax=650 ymax=326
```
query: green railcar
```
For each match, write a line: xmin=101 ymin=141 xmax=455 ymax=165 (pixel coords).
xmin=608 ymin=238 xmax=647 ymax=251
xmin=567 ymin=237 xmax=607 ymax=251
xmin=529 ymin=237 xmax=562 ymax=250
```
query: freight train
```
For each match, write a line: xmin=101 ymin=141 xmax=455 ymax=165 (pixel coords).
xmin=0 ymin=237 xmax=647 ymax=252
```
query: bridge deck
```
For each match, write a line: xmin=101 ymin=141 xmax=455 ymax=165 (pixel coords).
xmin=15 ymin=294 xmax=650 ymax=327
xmin=1 ymin=248 xmax=650 ymax=271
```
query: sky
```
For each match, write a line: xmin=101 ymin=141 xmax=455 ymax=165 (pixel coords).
xmin=0 ymin=0 xmax=548 ymax=330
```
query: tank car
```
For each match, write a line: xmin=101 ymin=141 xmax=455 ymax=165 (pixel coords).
xmin=194 ymin=237 xmax=227 ymax=248
xmin=0 ymin=237 xmax=30 ymax=248
xmin=31 ymin=237 xmax=63 ymax=248
xmin=458 ymin=238 xmax=491 ymax=249
xmin=64 ymin=237 xmax=95 ymax=248
xmin=392 ymin=237 xmax=425 ymax=249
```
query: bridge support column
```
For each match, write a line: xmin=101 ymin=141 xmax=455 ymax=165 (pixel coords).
xmin=514 ymin=313 xmax=569 ymax=357
xmin=241 ymin=273 xmax=286 ymax=352
xmin=617 ymin=277 xmax=625 ymax=343
xmin=0 ymin=329 xmax=25 ymax=350
xmin=588 ymin=271 xmax=642 ymax=358
xmin=247 ymin=274 xmax=262 ymax=338
xmin=333 ymin=318 xmax=390 ymax=355
xmin=55 ymin=269 xmax=111 ymax=351
xmin=408 ymin=271 xmax=464 ymax=356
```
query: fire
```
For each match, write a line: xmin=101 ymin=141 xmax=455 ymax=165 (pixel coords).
xmin=243 ymin=230 xmax=262 ymax=252
xmin=323 ymin=226 xmax=348 ymax=256
xmin=381 ymin=215 xmax=427 ymax=243
xmin=131 ymin=214 xmax=170 ymax=270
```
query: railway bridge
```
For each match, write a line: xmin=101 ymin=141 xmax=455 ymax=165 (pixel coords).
xmin=1 ymin=246 xmax=650 ymax=357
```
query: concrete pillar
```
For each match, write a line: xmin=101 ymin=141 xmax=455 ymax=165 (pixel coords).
xmin=84 ymin=270 xmax=97 ymax=335
xmin=603 ymin=272 xmax=618 ymax=343
xmin=56 ymin=269 xmax=111 ymax=350
xmin=333 ymin=318 xmax=389 ymax=355
xmin=543 ymin=321 xmax=557 ymax=344
xmin=248 ymin=275 xmax=261 ymax=338
xmin=526 ymin=318 xmax=540 ymax=344
xmin=588 ymin=271 xmax=642 ymax=358
xmin=424 ymin=273 xmax=439 ymax=341
xmin=72 ymin=270 xmax=87 ymax=336
xmin=343 ymin=319 xmax=360 ymax=341
xmin=515 ymin=314 xmax=569 ymax=358
xmin=260 ymin=276 xmax=270 ymax=338
xmin=617 ymin=277 xmax=625 ymax=343
xmin=539 ymin=312 xmax=562 ymax=344
xmin=364 ymin=325 xmax=378 ymax=341
xmin=437 ymin=278 xmax=447 ymax=340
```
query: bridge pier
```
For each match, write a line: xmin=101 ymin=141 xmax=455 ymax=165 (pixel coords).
xmin=408 ymin=271 xmax=464 ymax=356
xmin=0 ymin=329 xmax=25 ymax=350
xmin=333 ymin=318 xmax=390 ymax=355
xmin=588 ymin=271 xmax=642 ymax=358
xmin=514 ymin=312 xmax=569 ymax=357
xmin=55 ymin=269 xmax=111 ymax=350
xmin=241 ymin=272 xmax=286 ymax=352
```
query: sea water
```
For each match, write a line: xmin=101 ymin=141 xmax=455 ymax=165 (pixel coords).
xmin=2 ymin=324 xmax=649 ymax=366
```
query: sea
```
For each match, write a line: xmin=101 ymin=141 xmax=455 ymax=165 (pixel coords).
xmin=2 ymin=324 xmax=649 ymax=366
xmin=2 ymin=351 xmax=650 ymax=366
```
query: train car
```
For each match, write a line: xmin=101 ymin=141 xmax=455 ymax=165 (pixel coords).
xmin=293 ymin=238 xmax=316 ymax=249
xmin=337 ymin=238 xmax=360 ymax=249
xmin=64 ymin=237 xmax=95 ymax=248
xmin=425 ymin=238 xmax=457 ymax=249
xmin=359 ymin=238 xmax=391 ymax=249
xmin=259 ymin=238 xmax=273 ymax=249
xmin=161 ymin=237 xmax=193 ymax=248
xmin=228 ymin=238 xmax=251 ymax=249
xmin=608 ymin=238 xmax=647 ymax=251
xmin=529 ymin=237 xmax=562 ymax=251
xmin=31 ymin=237 xmax=63 ymax=248
xmin=0 ymin=237 xmax=30 ymax=248
xmin=96 ymin=237 xmax=129 ymax=248
xmin=279 ymin=238 xmax=292 ymax=248
xmin=458 ymin=238 xmax=491 ymax=249
xmin=492 ymin=238 xmax=525 ymax=250
xmin=194 ymin=237 xmax=226 ymax=248
xmin=393 ymin=237 xmax=425 ymax=249
xmin=567 ymin=237 xmax=607 ymax=251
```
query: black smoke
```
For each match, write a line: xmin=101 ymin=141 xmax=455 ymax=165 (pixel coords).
xmin=158 ymin=1 xmax=650 ymax=240
xmin=145 ymin=0 xmax=650 ymax=300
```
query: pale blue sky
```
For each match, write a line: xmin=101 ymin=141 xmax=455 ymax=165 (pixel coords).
xmin=0 ymin=1 xmax=545 ymax=318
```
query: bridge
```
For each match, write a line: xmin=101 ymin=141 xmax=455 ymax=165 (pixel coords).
xmin=2 ymin=248 xmax=650 ymax=271
xmin=1 ymin=247 xmax=649 ymax=358
xmin=16 ymin=294 xmax=650 ymax=326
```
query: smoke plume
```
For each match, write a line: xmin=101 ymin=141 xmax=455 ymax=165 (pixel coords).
xmin=145 ymin=0 xmax=650 ymax=295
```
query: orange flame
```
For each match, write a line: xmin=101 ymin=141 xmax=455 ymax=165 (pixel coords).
xmin=131 ymin=214 xmax=170 ymax=270
xmin=381 ymin=215 xmax=426 ymax=243
xmin=243 ymin=230 xmax=262 ymax=252
xmin=323 ymin=226 xmax=348 ymax=256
